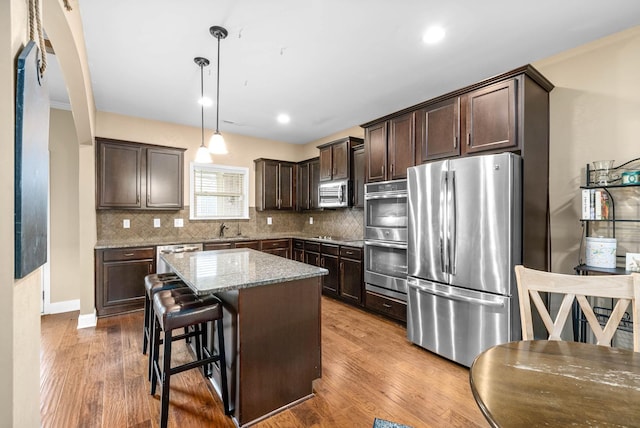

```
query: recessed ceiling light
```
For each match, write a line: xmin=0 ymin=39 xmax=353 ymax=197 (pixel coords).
xmin=199 ymin=96 xmax=213 ymax=107
xmin=277 ymin=113 xmax=290 ymax=124
xmin=423 ymin=25 xmax=445 ymax=44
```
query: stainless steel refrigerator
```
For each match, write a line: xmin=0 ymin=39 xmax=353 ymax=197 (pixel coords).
xmin=406 ymin=152 xmax=522 ymax=367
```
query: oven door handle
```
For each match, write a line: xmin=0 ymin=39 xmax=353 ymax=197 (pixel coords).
xmin=365 ymin=191 xmax=407 ymax=200
xmin=364 ymin=240 xmax=407 ymax=250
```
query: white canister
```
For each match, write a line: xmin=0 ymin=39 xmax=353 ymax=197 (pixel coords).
xmin=585 ymin=237 xmax=617 ymax=268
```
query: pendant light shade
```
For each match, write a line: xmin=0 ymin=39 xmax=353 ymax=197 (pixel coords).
xmin=194 ymin=56 xmax=212 ymax=163
xmin=195 ymin=144 xmax=212 ymax=163
xmin=209 ymin=132 xmax=227 ymax=154
xmin=208 ymin=25 xmax=228 ymax=155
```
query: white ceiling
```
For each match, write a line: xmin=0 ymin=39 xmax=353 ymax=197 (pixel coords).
xmin=48 ymin=0 xmax=640 ymax=144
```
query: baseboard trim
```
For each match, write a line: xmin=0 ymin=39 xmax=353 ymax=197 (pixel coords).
xmin=77 ymin=310 xmax=97 ymax=329
xmin=46 ymin=299 xmax=80 ymax=315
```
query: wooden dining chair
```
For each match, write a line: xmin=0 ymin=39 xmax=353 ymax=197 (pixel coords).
xmin=514 ymin=265 xmax=640 ymax=352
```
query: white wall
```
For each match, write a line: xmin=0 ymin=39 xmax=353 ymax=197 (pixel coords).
xmin=534 ymin=26 xmax=640 ymax=273
xmin=1 ymin=1 xmax=43 ymax=426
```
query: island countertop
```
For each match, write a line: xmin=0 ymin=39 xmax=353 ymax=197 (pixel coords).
xmin=160 ymin=248 xmax=328 ymax=295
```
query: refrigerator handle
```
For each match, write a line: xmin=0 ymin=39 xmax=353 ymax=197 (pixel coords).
xmin=439 ymin=170 xmax=448 ymax=274
xmin=449 ymin=170 xmax=457 ymax=275
xmin=410 ymin=281 xmax=505 ymax=308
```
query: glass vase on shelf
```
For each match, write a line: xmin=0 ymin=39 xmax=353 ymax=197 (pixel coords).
xmin=592 ymin=160 xmax=614 ymax=186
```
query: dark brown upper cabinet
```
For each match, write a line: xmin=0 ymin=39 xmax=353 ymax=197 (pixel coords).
xmin=317 ymin=137 xmax=363 ymax=182
xmin=96 ymin=138 xmax=184 ymax=210
xmin=416 ymin=97 xmax=461 ymax=163
xmin=462 ymin=78 xmax=517 ymax=155
xmin=364 ymin=122 xmax=387 ymax=182
xmin=388 ymin=112 xmax=416 ymax=180
xmin=361 ymin=64 xmax=554 ymax=272
xmin=254 ymin=158 xmax=296 ymax=211
xmin=352 ymin=145 xmax=365 ymax=208
xmin=146 ymin=147 xmax=184 ymax=208
xmin=298 ymin=157 xmax=320 ymax=211
xmin=364 ymin=112 xmax=415 ymax=183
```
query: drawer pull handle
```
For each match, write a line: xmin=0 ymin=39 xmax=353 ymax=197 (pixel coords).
xmin=345 ymin=251 xmax=353 ymax=255
xmin=382 ymin=303 xmax=392 ymax=308
xmin=123 ymin=253 xmax=135 ymax=257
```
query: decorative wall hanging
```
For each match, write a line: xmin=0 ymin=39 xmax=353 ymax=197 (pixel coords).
xmin=15 ymin=40 xmax=50 ymax=278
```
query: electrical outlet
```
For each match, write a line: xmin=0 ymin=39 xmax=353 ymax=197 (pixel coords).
xmin=309 ymin=216 xmax=313 ymax=225
xmin=267 ymin=217 xmax=272 ymax=225
xmin=153 ymin=218 xmax=161 ymax=228
xmin=123 ymin=219 xmax=130 ymax=229
xmin=174 ymin=218 xmax=184 ymax=228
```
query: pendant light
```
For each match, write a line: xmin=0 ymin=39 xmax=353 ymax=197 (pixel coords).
xmin=194 ymin=56 xmax=212 ymax=163
xmin=208 ymin=25 xmax=229 ymax=155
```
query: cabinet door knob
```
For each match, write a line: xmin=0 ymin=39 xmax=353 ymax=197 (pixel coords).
xmin=467 ymin=133 xmax=471 ymax=146
xmin=454 ymin=136 xmax=458 ymax=149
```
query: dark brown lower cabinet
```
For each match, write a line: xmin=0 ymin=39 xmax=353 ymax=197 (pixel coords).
xmin=320 ymin=250 xmax=340 ymax=296
xmin=203 ymin=242 xmax=234 ymax=251
xmin=305 ymin=241 xmax=321 ymax=267
xmin=293 ymin=239 xmax=305 ymax=262
xmin=365 ymin=290 xmax=407 ymax=323
xmin=95 ymin=247 xmax=155 ymax=317
xmin=234 ymin=240 xmax=260 ymax=250
xmin=293 ymin=248 xmax=304 ymax=263
xmin=260 ymin=238 xmax=291 ymax=259
xmin=339 ymin=246 xmax=363 ymax=306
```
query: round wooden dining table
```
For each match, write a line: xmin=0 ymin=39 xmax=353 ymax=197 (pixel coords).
xmin=469 ymin=340 xmax=640 ymax=427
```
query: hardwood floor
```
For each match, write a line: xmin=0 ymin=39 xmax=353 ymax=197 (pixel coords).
xmin=41 ymin=297 xmax=487 ymax=427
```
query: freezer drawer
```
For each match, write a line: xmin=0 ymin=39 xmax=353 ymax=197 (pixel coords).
xmin=407 ymin=277 xmax=518 ymax=367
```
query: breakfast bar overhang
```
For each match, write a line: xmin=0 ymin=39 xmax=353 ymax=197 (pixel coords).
xmin=160 ymin=248 xmax=328 ymax=427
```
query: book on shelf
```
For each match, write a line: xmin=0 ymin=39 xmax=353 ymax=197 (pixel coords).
xmin=581 ymin=189 xmax=590 ymax=220
xmin=581 ymin=189 xmax=610 ymax=220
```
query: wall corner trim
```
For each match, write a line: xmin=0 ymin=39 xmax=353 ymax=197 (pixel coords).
xmin=77 ymin=310 xmax=97 ymax=329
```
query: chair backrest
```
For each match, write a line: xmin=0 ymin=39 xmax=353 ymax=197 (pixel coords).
xmin=514 ymin=265 xmax=640 ymax=352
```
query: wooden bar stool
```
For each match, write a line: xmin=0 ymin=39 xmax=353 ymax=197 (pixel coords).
xmin=142 ymin=273 xmax=184 ymax=356
xmin=150 ymin=289 xmax=230 ymax=428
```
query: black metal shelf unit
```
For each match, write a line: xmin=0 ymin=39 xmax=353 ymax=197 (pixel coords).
xmin=575 ymin=157 xmax=640 ymax=275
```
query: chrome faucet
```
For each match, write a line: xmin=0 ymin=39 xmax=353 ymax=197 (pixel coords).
xmin=219 ymin=222 xmax=229 ymax=238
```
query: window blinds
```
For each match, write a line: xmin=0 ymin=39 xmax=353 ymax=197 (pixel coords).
xmin=192 ymin=165 xmax=247 ymax=219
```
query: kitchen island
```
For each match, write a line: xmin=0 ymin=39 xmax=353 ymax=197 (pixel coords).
xmin=160 ymin=248 xmax=327 ymax=427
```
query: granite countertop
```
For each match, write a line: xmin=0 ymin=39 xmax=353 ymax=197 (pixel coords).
xmin=95 ymin=234 xmax=364 ymax=249
xmin=161 ymin=248 xmax=328 ymax=294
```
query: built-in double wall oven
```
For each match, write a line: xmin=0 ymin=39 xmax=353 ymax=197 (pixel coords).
xmin=364 ymin=179 xmax=408 ymax=301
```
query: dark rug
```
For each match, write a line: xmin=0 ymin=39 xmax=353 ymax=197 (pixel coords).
xmin=372 ymin=418 xmax=413 ymax=428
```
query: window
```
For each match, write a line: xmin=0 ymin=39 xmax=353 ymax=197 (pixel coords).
xmin=190 ymin=163 xmax=249 ymax=220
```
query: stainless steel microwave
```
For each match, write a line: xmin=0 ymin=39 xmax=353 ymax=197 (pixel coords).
xmin=318 ymin=179 xmax=352 ymax=208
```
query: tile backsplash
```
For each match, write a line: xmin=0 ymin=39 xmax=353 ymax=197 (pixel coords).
xmin=97 ymin=207 xmax=364 ymax=242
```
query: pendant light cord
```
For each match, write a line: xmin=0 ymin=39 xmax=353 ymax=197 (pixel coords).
xmin=215 ymin=35 xmax=221 ymax=134
xmin=200 ymin=62 xmax=205 ymax=146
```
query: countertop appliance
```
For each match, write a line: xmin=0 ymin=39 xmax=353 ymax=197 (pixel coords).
xmin=364 ymin=179 xmax=408 ymax=301
xmin=319 ymin=179 xmax=351 ymax=208
xmin=156 ymin=243 xmax=203 ymax=274
xmin=407 ymin=153 xmax=522 ymax=367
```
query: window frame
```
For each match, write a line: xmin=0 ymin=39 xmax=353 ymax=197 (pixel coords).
xmin=189 ymin=162 xmax=250 ymax=220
